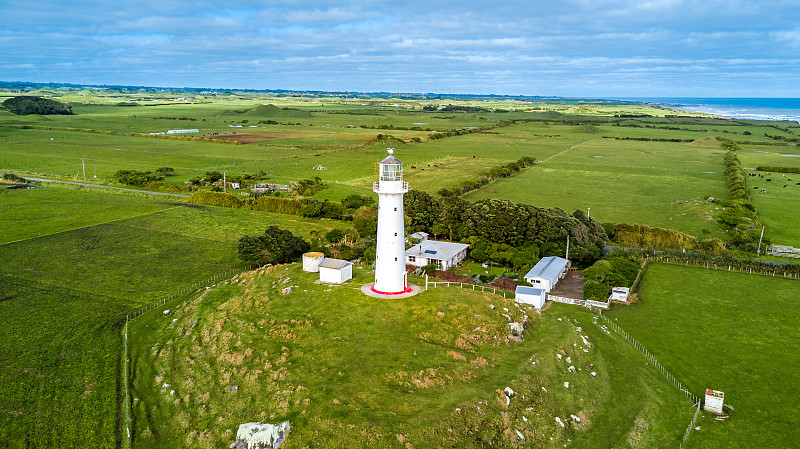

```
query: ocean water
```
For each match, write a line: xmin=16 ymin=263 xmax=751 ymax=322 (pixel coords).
xmin=625 ymin=98 xmax=800 ymax=122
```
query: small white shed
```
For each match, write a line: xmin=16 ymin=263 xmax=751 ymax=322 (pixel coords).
xmin=319 ymin=258 xmax=353 ymax=284
xmin=610 ymin=287 xmax=630 ymax=301
xmin=515 ymin=286 xmax=546 ymax=309
xmin=302 ymin=252 xmax=325 ymax=272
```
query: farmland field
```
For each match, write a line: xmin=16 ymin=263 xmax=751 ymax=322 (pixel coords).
xmin=463 ymin=136 xmax=728 ymax=238
xmin=2 ymin=88 xmax=800 ymax=448
xmin=0 ymin=186 xmax=348 ymax=448
xmin=608 ymin=263 xmax=800 ymax=448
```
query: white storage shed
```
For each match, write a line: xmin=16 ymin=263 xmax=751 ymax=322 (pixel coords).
xmin=319 ymin=258 xmax=353 ymax=284
xmin=515 ymin=286 xmax=546 ymax=309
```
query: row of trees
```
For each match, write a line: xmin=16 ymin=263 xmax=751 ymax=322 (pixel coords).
xmin=609 ymin=223 xmax=725 ymax=254
xmin=437 ymin=156 xmax=536 ymax=197
xmin=112 ymin=167 xmax=174 ymax=187
xmin=405 ymin=192 xmax=607 ymax=269
xmin=719 ymin=138 xmax=764 ymax=250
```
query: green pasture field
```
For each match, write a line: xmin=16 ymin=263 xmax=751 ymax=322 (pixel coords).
xmin=735 ymin=144 xmax=800 ymax=246
xmin=608 ymin=263 xmax=800 ymax=449
xmin=128 ymin=264 xmax=692 ymax=448
xmin=0 ymin=183 xmax=174 ymax=244
xmin=0 ymin=187 xmax=348 ymax=448
xmin=463 ymin=137 xmax=728 ymax=238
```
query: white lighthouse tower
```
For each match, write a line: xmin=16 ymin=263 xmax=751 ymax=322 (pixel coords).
xmin=371 ymin=148 xmax=411 ymax=295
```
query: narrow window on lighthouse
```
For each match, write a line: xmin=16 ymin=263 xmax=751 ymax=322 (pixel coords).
xmin=394 ymin=207 xmax=397 ymax=211
xmin=395 ymin=257 xmax=398 ymax=261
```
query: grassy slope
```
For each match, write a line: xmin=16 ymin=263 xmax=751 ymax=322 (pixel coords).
xmin=129 ymin=264 xmax=691 ymax=448
xmin=608 ymin=263 xmax=800 ymax=448
xmin=0 ymin=188 xmax=348 ymax=448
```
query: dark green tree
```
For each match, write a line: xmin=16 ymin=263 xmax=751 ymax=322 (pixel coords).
xmin=237 ymin=226 xmax=309 ymax=266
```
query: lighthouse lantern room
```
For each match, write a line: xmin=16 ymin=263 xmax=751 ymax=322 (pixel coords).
xmin=372 ymin=148 xmax=411 ymax=294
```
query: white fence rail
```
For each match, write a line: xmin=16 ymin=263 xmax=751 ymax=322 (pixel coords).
xmin=425 ymin=278 xmax=509 ymax=298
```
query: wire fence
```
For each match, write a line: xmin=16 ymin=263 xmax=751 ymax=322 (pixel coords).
xmin=600 ymin=315 xmax=700 ymax=404
xmin=120 ymin=264 xmax=256 ymax=448
xmin=599 ymin=314 xmax=704 ymax=448
xmin=680 ymin=401 xmax=702 ymax=449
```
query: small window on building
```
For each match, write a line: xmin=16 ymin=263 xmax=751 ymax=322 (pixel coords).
xmin=394 ymin=232 xmax=397 ymax=236
xmin=409 ymin=256 xmax=416 ymax=262
xmin=394 ymin=257 xmax=398 ymax=261
xmin=394 ymin=207 xmax=397 ymax=211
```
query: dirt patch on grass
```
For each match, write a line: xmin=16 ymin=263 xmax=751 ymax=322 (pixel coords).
xmin=549 ymin=270 xmax=584 ymax=300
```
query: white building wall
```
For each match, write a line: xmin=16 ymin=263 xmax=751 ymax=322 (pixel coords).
xmin=525 ymin=276 xmax=553 ymax=292
xmin=320 ymin=264 xmax=352 ymax=284
xmin=373 ymin=182 xmax=407 ymax=293
xmin=515 ymin=292 xmax=545 ymax=309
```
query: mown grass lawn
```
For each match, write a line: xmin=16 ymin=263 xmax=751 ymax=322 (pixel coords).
xmin=608 ymin=263 xmax=800 ymax=448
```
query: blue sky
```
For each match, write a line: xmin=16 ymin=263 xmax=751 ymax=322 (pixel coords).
xmin=2 ymin=0 xmax=800 ymax=97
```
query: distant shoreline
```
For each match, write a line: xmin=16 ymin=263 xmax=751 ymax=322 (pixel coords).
xmin=620 ymin=97 xmax=800 ymax=122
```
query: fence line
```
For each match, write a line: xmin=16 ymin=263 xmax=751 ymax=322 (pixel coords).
xmin=548 ymin=294 xmax=610 ymax=309
xmin=123 ymin=319 xmax=130 ymax=449
xmin=121 ymin=264 xmax=256 ymax=448
xmin=645 ymin=255 xmax=800 ymax=280
xmin=425 ymin=278 xmax=508 ymax=298
xmin=680 ymin=401 xmax=702 ymax=449
xmin=600 ymin=315 xmax=700 ymax=404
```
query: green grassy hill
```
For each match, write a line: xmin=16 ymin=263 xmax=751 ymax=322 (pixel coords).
xmin=128 ymin=264 xmax=693 ymax=448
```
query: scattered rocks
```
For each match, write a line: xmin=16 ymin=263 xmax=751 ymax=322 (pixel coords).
xmin=570 ymin=414 xmax=581 ymax=423
xmin=163 ymin=309 xmax=171 ymax=316
xmin=568 ymin=366 xmax=576 ymax=373
xmin=170 ymin=390 xmax=175 ymax=396
xmin=515 ymin=429 xmax=525 ymax=441
xmin=504 ymin=387 xmax=515 ymax=398
xmin=555 ymin=416 xmax=565 ymax=427
xmin=281 ymin=287 xmax=292 ymax=295
xmin=507 ymin=322 xmax=524 ymax=336
xmin=501 ymin=313 xmax=512 ymax=322
xmin=563 ymin=382 xmax=569 ymax=389
xmin=230 ymin=385 xmax=239 ymax=392
xmin=235 ymin=421 xmax=291 ymax=449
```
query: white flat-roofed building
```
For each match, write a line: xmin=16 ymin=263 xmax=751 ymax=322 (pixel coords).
xmin=610 ymin=287 xmax=630 ymax=301
xmin=515 ymin=286 xmax=546 ymax=309
xmin=319 ymin=258 xmax=353 ymax=284
xmin=405 ymin=239 xmax=469 ymax=270
xmin=166 ymin=129 xmax=199 ymax=134
xmin=523 ymin=256 xmax=570 ymax=292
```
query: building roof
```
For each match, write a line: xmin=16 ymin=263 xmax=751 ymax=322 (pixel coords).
xmin=379 ymin=154 xmax=402 ymax=165
xmin=611 ymin=287 xmax=630 ymax=293
xmin=524 ymin=256 xmax=569 ymax=283
xmin=318 ymin=258 xmax=352 ymax=270
xmin=410 ymin=231 xmax=429 ymax=240
xmin=515 ymin=286 xmax=544 ymax=296
xmin=405 ymin=240 xmax=469 ymax=260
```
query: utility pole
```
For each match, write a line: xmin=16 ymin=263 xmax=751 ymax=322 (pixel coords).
xmin=82 ymin=159 xmax=86 ymax=181
xmin=587 ymin=207 xmax=590 ymax=218
xmin=757 ymin=226 xmax=765 ymax=256
xmin=223 ymin=171 xmax=226 ymax=193
xmin=566 ymin=234 xmax=570 ymax=260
